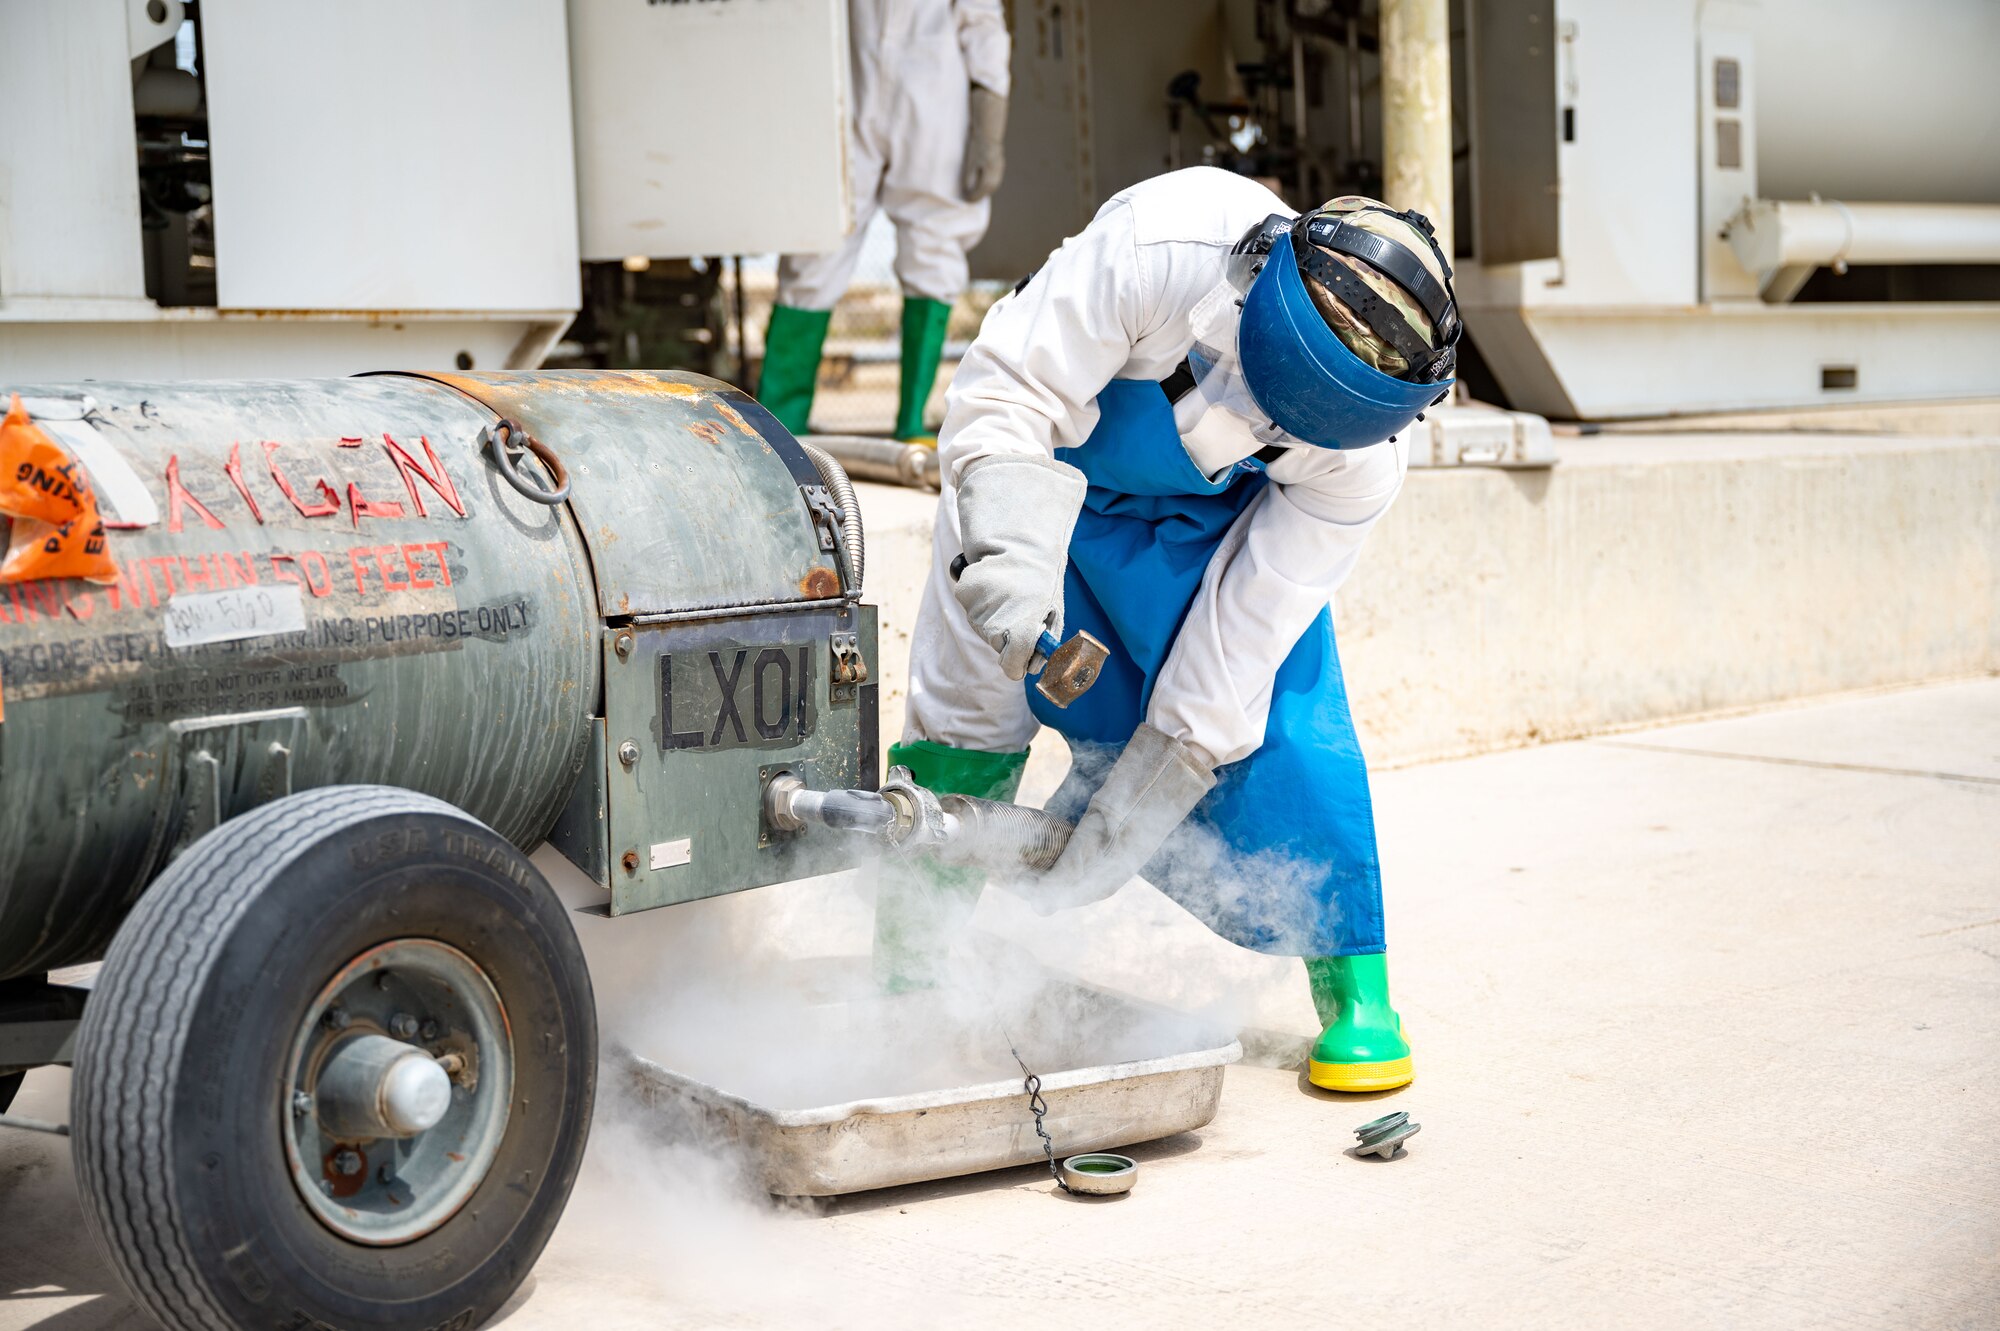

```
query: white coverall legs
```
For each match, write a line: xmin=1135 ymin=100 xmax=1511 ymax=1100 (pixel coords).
xmin=776 ymin=0 xmax=1011 ymax=310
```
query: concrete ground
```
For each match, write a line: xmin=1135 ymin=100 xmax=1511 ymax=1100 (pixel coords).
xmin=3 ymin=678 xmax=1994 ymax=1329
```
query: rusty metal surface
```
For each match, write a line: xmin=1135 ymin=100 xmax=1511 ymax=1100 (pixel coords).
xmin=1035 ymin=629 xmax=1109 ymax=709
xmin=0 ymin=376 xmax=599 ymax=979
xmin=398 ymin=370 xmax=838 ymax=618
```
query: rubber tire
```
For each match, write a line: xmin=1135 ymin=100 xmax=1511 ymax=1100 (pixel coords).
xmin=69 ymin=786 xmax=595 ymax=1331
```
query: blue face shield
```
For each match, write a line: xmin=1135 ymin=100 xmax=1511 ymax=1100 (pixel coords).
xmin=1237 ymin=237 xmax=1453 ymax=451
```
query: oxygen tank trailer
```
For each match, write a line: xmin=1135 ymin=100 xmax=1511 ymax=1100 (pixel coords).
xmin=0 ymin=370 xmax=879 ymax=1331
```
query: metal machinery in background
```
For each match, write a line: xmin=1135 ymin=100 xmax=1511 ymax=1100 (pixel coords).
xmin=0 ymin=371 xmax=878 ymax=1330
xmin=0 ymin=0 xmax=854 ymax=382
xmin=8 ymin=0 xmax=1995 ymax=415
xmin=976 ymin=0 xmax=2000 ymax=419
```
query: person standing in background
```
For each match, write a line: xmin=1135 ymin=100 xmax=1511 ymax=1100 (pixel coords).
xmin=757 ymin=0 xmax=1010 ymax=444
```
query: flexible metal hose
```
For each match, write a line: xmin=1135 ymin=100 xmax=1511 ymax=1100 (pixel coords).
xmin=801 ymin=441 xmax=865 ymax=596
xmin=938 ymin=795 xmax=1074 ymax=873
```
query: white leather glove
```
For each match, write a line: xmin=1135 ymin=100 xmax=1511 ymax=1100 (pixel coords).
xmin=961 ymin=85 xmax=1008 ymax=203
xmin=1037 ymin=725 xmax=1216 ymax=912
xmin=952 ymin=452 xmax=1086 ymax=680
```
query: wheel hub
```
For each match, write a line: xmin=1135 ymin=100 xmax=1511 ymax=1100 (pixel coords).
xmin=315 ymin=1034 xmax=453 ymax=1139
xmin=284 ymin=939 xmax=513 ymax=1245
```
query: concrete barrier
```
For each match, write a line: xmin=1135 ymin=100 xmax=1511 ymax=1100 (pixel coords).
xmin=857 ymin=431 xmax=2000 ymax=771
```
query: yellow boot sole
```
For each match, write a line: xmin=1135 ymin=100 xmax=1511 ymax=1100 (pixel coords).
xmin=1307 ymin=1055 xmax=1414 ymax=1093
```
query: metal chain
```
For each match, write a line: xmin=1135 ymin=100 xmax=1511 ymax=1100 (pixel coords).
xmin=1009 ymin=1038 xmax=1073 ymax=1194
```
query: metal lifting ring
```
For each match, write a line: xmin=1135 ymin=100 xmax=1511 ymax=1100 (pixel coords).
xmin=484 ymin=417 xmax=571 ymax=505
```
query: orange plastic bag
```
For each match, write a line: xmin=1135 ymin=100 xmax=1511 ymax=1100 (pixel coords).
xmin=0 ymin=393 xmax=119 ymax=584
xmin=0 ymin=394 xmax=97 ymax=523
xmin=1 ymin=513 xmax=118 ymax=585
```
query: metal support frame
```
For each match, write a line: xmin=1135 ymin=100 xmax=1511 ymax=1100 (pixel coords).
xmin=0 ymin=980 xmax=89 ymax=1072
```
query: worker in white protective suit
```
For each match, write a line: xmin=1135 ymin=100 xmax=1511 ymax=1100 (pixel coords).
xmin=757 ymin=0 xmax=1010 ymax=444
xmin=882 ymin=167 xmax=1461 ymax=1093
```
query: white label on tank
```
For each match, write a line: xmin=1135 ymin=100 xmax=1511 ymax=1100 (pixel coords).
xmin=162 ymin=585 xmax=307 ymax=649
xmin=38 ymin=417 xmax=161 ymax=529
xmin=650 ymin=838 xmax=693 ymax=871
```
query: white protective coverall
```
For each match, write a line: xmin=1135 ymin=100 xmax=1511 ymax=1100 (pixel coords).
xmin=777 ymin=0 xmax=1012 ymax=309
xmin=904 ymin=167 xmax=1410 ymax=769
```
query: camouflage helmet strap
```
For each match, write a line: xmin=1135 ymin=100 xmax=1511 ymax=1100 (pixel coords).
xmin=1293 ymin=246 xmax=1452 ymax=382
xmin=1299 ymin=211 xmax=1459 ymax=331
xmin=1295 ymin=212 xmax=1461 ymax=383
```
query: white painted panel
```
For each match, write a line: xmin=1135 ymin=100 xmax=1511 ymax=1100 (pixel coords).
xmin=0 ymin=0 xmax=148 ymax=301
xmin=568 ymin=0 xmax=850 ymax=260
xmin=200 ymin=0 xmax=580 ymax=311
xmin=1526 ymin=0 xmax=1698 ymax=309
xmin=1525 ymin=304 xmax=2000 ymax=418
xmin=1751 ymin=0 xmax=2000 ymax=205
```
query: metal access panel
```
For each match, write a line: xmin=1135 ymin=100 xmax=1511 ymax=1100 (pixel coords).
xmin=198 ymin=0 xmax=581 ymax=312
xmin=1468 ymin=0 xmax=1560 ymax=265
xmin=972 ymin=0 xmax=1229 ymax=282
xmin=567 ymin=0 xmax=852 ymax=261
xmin=587 ymin=604 xmax=878 ymax=915
xmin=0 ymin=0 xmax=157 ymax=302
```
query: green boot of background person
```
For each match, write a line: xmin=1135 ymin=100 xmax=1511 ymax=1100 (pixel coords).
xmin=871 ymin=738 xmax=1028 ymax=992
xmin=894 ymin=296 xmax=953 ymax=444
xmin=758 ymin=304 xmax=832 ymax=437
xmin=1306 ymin=953 xmax=1413 ymax=1092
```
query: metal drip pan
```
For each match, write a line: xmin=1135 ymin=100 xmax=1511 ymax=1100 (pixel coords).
xmin=621 ymin=975 xmax=1240 ymax=1197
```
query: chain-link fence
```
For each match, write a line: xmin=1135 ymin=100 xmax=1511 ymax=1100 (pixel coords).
xmin=726 ymin=213 xmax=1006 ymax=437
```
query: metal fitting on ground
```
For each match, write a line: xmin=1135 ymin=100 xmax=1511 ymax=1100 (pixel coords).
xmin=1354 ymin=1111 xmax=1420 ymax=1159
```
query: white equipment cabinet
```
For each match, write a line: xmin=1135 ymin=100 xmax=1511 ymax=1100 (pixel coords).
xmin=199 ymin=0 xmax=580 ymax=315
xmin=568 ymin=0 xmax=852 ymax=262
xmin=0 ymin=0 xmax=853 ymax=380
xmin=1460 ymin=0 xmax=2000 ymax=418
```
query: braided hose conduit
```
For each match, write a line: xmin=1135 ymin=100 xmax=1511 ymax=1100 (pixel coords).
xmin=937 ymin=794 xmax=1075 ymax=873
xmin=800 ymin=441 xmax=866 ymax=596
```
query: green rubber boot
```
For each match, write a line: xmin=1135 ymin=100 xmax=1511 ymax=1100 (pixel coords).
xmin=871 ymin=739 xmax=1029 ymax=992
xmin=1305 ymin=953 xmax=1413 ymax=1092
xmin=894 ymin=296 xmax=952 ymax=443
xmin=758 ymin=304 xmax=832 ymax=437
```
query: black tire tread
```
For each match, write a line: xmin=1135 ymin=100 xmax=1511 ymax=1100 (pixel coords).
xmin=71 ymin=785 xmax=484 ymax=1331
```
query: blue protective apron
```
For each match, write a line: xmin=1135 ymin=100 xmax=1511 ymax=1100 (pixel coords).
xmin=1026 ymin=378 xmax=1385 ymax=958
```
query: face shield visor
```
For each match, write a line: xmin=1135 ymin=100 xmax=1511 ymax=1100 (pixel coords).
xmin=1225 ymin=209 xmax=1461 ymax=451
